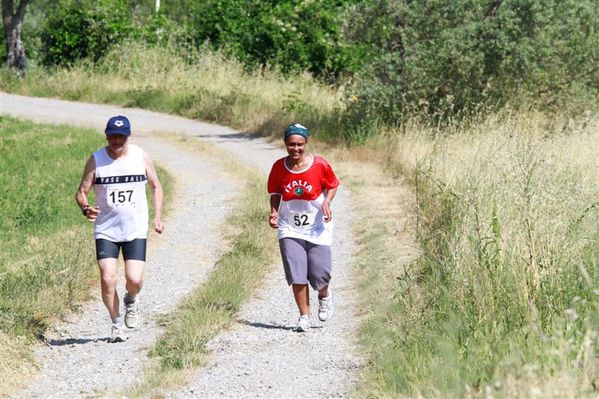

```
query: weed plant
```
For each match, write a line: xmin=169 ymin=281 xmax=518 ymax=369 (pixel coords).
xmin=374 ymin=111 xmax=599 ymax=397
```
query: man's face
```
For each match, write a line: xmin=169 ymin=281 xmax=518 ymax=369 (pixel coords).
xmin=106 ymin=134 xmax=128 ymax=153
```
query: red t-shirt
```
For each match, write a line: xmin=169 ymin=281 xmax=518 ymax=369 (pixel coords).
xmin=268 ymin=154 xmax=339 ymax=245
xmin=268 ymin=155 xmax=339 ymax=199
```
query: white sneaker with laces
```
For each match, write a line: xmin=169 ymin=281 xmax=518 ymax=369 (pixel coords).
xmin=318 ymin=290 xmax=333 ymax=322
xmin=109 ymin=324 xmax=127 ymax=343
xmin=125 ymin=302 xmax=141 ymax=328
xmin=294 ymin=314 xmax=311 ymax=332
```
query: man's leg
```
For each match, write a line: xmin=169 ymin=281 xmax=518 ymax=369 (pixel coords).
xmin=122 ymin=238 xmax=146 ymax=301
xmin=98 ymin=257 xmax=127 ymax=342
xmin=124 ymin=259 xmax=144 ymax=298
xmin=122 ymin=259 xmax=144 ymax=328
xmin=122 ymin=239 xmax=146 ymax=328
xmin=96 ymin=239 xmax=127 ymax=342
xmin=97 ymin=258 xmax=120 ymax=320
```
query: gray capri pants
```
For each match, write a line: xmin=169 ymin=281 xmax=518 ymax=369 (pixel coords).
xmin=279 ymin=237 xmax=332 ymax=290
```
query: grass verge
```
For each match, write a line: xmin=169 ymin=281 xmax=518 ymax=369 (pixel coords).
xmin=380 ymin=112 xmax=599 ymax=397
xmin=0 ymin=117 xmax=104 ymax=338
xmin=321 ymin=147 xmax=419 ymax=397
xmin=128 ymin=135 xmax=278 ymax=397
xmin=0 ymin=117 xmax=102 ymax=395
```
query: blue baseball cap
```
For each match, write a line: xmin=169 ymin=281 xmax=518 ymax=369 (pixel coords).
xmin=284 ymin=123 xmax=309 ymax=140
xmin=105 ymin=115 xmax=131 ymax=136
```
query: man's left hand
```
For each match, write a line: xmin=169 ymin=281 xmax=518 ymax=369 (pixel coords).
xmin=154 ymin=218 xmax=165 ymax=234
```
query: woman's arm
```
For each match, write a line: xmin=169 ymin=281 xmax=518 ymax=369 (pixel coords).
xmin=321 ymin=187 xmax=337 ymax=222
xmin=269 ymin=194 xmax=281 ymax=228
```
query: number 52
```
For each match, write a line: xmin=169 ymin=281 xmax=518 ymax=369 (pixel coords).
xmin=293 ymin=214 xmax=309 ymax=226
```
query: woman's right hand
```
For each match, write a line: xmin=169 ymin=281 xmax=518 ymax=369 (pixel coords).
xmin=268 ymin=212 xmax=279 ymax=228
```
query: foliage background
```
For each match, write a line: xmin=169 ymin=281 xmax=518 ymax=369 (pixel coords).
xmin=5 ymin=0 xmax=597 ymax=129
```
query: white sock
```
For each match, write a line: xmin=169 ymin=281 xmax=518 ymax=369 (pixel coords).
xmin=112 ymin=316 xmax=123 ymax=326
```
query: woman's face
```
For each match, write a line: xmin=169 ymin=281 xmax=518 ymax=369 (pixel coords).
xmin=285 ymin=135 xmax=307 ymax=161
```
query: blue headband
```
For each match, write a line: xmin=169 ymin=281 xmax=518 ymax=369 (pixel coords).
xmin=284 ymin=123 xmax=309 ymax=139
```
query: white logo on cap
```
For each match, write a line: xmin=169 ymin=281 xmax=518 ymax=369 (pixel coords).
xmin=114 ymin=120 xmax=124 ymax=127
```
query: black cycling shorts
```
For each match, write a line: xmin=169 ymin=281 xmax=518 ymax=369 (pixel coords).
xmin=95 ymin=238 xmax=147 ymax=261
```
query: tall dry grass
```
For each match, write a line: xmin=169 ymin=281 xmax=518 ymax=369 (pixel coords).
xmin=374 ymin=110 xmax=599 ymax=397
xmin=0 ymin=41 xmax=345 ymax=139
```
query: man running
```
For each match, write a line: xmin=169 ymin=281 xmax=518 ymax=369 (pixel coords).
xmin=75 ymin=115 xmax=164 ymax=343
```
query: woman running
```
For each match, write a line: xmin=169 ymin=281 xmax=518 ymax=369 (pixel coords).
xmin=267 ymin=123 xmax=339 ymax=332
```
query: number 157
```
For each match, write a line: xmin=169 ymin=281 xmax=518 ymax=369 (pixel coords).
xmin=110 ymin=190 xmax=133 ymax=203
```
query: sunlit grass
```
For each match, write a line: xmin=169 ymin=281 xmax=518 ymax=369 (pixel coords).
xmin=3 ymin=46 xmax=599 ymax=397
xmin=0 ymin=42 xmax=345 ymax=140
xmin=372 ymin=111 xmax=599 ymax=397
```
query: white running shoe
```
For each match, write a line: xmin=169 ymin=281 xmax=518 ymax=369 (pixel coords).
xmin=109 ymin=324 xmax=127 ymax=343
xmin=294 ymin=314 xmax=311 ymax=332
xmin=125 ymin=302 xmax=141 ymax=328
xmin=318 ymin=290 xmax=333 ymax=322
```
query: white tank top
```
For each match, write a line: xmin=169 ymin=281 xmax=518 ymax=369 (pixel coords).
xmin=93 ymin=144 xmax=149 ymax=241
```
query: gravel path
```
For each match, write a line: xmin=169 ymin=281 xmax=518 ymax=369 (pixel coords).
xmin=170 ymin=186 xmax=361 ymax=398
xmin=13 ymin=131 xmax=241 ymax=398
xmin=1 ymin=92 xmax=362 ymax=398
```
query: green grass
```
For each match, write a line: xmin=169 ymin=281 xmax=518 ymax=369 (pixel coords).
xmin=0 ymin=117 xmax=105 ymax=338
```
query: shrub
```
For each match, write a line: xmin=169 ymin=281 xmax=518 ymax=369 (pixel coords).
xmin=165 ymin=0 xmax=363 ymax=80
xmin=345 ymin=0 xmax=599 ymax=125
xmin=40 ymin=0 xmax=134 ymax=66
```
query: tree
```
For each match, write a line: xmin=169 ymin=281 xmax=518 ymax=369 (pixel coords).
xmin=2 ymin=0 xmax=28 ymax=77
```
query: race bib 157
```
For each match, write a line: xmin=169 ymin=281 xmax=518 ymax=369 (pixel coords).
xmin=107 ymin=186 xmax=137 ymax=208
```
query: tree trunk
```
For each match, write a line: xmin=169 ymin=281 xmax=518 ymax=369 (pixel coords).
xmin=2 ymin=0 xmax=28 ymax=77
